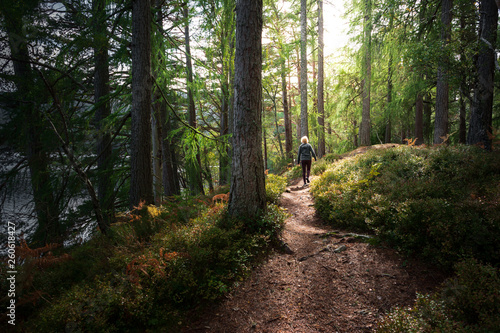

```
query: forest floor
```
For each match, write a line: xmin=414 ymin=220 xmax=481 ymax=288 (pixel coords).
xmin=182 ymin=150 xmax=446 ymax=332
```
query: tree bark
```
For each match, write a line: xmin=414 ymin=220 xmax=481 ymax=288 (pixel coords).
xmin=93 ymin=0 xmax=115 ymax=226
xmin=153 ymin=0 xmax=180 ymax=197
xmin=434 ymin=0 xmax=453 ymax=144
xmin=360 ymin=0 xmax=372 ymax=146
xmin=300 ymin=0 xmax=308 ymax=139
xmin=415 ymin=94 xmax=424 ymax=145
xmin=183 ymin=4 xmax=204 ymax=195
xmin=281 ymin=53 xmax=293 ymax=163
xmin=152 ymin=0 xmax=163 ymax=202
xmin=317 ymin=0 xmax=325 ymax=157
xmin=219 ymin=0 xmax=235 ymax=186
xmin=130 ymin=0 xmax=154 ymax=207
xmin=4 ymin=4 xmax=61 ymax=243
xmin=415 ymin=0 xmax=427 ymax=146
xmin=459 ymin=93 xmax=467 ymax=144
xmin=228 ymin=0 xmax=266 ymax=221
xmin=423 ymin=93 xmax=432 ymax=144
xmin=385 ymin=51 xmax=393 ymax=143
xmin=467 ymin=0 xmax=498 ymax=150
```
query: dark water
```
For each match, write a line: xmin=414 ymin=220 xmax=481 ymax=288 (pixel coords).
xmin=0 ymin=147 xmax=94 ymax=255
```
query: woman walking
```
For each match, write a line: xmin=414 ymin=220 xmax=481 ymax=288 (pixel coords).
xmin=297 ymin=136 xmax=317 ymax=186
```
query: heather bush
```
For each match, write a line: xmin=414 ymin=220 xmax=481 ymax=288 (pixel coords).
xmin=376 ymin=293 xmax=465 ymax=333
xmin=441 ymin=258 xmax=500 ymax=331
xmin=10 ymin=188 xmax=289 ymax=332
xmin=311 ymin=158 xmax=329 ymax=175
xmin=265 ymin=173 xmax=288 ymax=203
xmin=377 ymin=259 xmax=500 ymax=332
xmin=284 ymin=163 xmax=302 ymax=182
xmin=311 ymin=145 xmax=500 ymax=268
xmin=311 ymin=145 xmax=500 ymax=333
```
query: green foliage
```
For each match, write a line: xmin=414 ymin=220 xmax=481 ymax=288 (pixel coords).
xmin=14 ymin=194 xmax=289 ymax=332
xmin=267 ymin=154 xmax=294 ymax=175
xmin=311 ymin=145 xmax=500 ymax=268
xmin=377 ymin=259 xmax=500 ymax=333
xmin=310 ymin=145 xmax=500 ymax=333
xmin=265 ymin=173 xmax=288 ymax=203
xmin=284 ymin=164 xmax=303 ymax=182
xmin=323 ymin=153 xmax=341 ymax=163
xmin=376 ymin=293 xmax=465 ymax=333
xmin=250 ymin=203 xmax=289 ymax=243
xmin=441 ymin=258 xmax=500 ymax=331
xmin=311 ymin=158 xmax=329 ymax=176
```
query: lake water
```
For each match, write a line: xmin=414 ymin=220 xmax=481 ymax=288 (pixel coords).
xmin=0 ymin=147 xmax=95 ymax=256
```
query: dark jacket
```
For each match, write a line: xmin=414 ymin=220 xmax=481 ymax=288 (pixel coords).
xmin=297 ymin=143 xmax=317 ymax=163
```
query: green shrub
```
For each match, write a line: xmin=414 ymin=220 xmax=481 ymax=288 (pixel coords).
xmin=32 ymin=278 xmax=153 ymax=333
xmin=311 ymin=145 xmax=500 ymax=269
xmin=284 ymin=164 xmax=302 ymax=182
xmin=377 ymin=259 xmax=500 ymax=333
xmin=376 ymin=293 xmax=465 ymax=333
xmin=311 ymin=158 xmax=329 ymax=175
xmin=441 ymin=258 xmax=500 ymax=331
xmin=323 ymin=153 xmax=341 ymax=163
xmin=24 ymin=199 xmax=289 ymax=332
xmin=265 ymin=173 xmax=288 ymax=203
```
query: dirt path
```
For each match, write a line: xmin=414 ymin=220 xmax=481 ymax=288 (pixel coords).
xmin=183 ymin=178 xmax=445 ymax=332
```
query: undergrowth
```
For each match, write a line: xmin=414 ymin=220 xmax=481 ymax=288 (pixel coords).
xmin=0 ymin=175 xmax=289 ymax=332
xmin=311 ymin=145 xmax=500 ymax=268
xmin=309 ymin=144 xmax=500 ymax=332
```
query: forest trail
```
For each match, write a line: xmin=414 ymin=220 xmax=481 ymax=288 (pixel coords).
xmin=183 ymin=177 xmax=445 ymax=333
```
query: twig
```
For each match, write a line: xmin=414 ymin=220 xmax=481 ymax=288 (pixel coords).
xmin=153 ymin=77 xmax=221 ymax=142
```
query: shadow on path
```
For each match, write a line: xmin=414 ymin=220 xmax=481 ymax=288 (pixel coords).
xmin=183 ymin=177 xmax=445 ymax=333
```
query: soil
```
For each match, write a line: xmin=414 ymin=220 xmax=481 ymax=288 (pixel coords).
xmin=182 ymin=157 xmax=446 ymax=332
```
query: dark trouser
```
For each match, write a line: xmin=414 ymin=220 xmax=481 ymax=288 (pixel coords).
xmin=301 ymin=160 xmax=312 ymax=183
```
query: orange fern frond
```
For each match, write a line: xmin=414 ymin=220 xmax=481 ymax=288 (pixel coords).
xmin=16 ymin=238 xmax=61 ymax=260
xmin=133 ymin=200 xmax=147 ymax=211
xmin=403 ymin=138 xmax=417 ymax=146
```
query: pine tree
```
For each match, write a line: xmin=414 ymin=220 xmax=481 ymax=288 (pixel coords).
xmin=229 ymin=0 xmax=266 ymax=221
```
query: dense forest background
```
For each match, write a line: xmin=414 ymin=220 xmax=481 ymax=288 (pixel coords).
xmin=0 ymin=0 xmax=499 ymax=246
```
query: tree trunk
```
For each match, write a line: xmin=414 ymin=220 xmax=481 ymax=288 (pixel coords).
xmin=220 ymin=76 xmax=230 ymax=185
xmin=353 ymin=119 xmax=358 ymax=147
xmin=281 ymin=55 xmax=293 ymax=163
xmin=434 ymin=0 xmax=453 ymax=144
xmin=93 ymin=0 xmax=115 ymax=225
xmin=271 ymin=93 xmax=284 ymax=159
xmin=423 ymin=93 xmax=432 ymax=144
xmin=459 ymin=93 xmax=467 ymax=144
xmin=458 ymin=4 xmax=471 ymax=144
xmin=152 ymin=103 xmax=162 ymax=203
xmin=162 ymin=108 xmax=181 ymax=197
xmin=153 ymin=0 xmax=179 ymax=197
xmin=360 ymin=0 xmax=372 ymax=146
xmin=300 ymin=0 xmax=308 ymax=139
xmin=152 ymin=0 xmax=163 ymax=202
xmin=385 ymin=118 xmax=392 ymax=143
xmin=415 ymin=94 xmax=424 ymax=145
xmin=385 ymin=44 xmax=393 ymax=144
xmin=183 ymin=4 xmax=204 ymax=195
xmin=4 ymin=5 xmax=61 ymax=243
xmin=263 ymin=126 xmax=268 ymax=171
xmin=219 ymin=0 xmax=235 ymax=186
xmin=415 ymin=1 xmax=426 ymax=146
xmin=317 ymin=0 xmax=325 ymax=158
xmin=228 ymin=0 xmax=266 ymax=221
xmin=203 ymin=146 xmax=214 ymax=193
xmin=467 ymin=0 xmax=498 ymax=150
xmin=130 ymin=0 xmax=154 ymax=207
